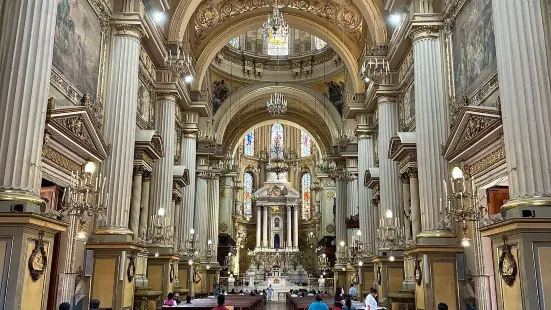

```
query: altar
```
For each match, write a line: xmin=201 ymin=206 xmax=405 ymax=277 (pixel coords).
xmin=265 ymin=268 xmax=288 ymax=288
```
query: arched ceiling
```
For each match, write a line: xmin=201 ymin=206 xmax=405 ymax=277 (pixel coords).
xmin=192 ymin=13 xmax=364 ymax=91
xmin=168 ymin=0 xmax=388 ymax=45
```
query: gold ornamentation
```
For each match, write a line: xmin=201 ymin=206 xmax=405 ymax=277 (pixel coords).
xmin=459 ymin=116 xmax=494 ymax=146
xmin=170 ymin=264 xmax=175 ymax=283
xmin=220 ymin=189 xmax=231 ymax=198
xmin=414 ymin=260 xmax=422 ymax=286
xmin=29 ymin=231 xmax=47 ymax=282
xmin=325 ymin=191 xmax=335 ymax=200
xmin=498 ymin=236 xmax=517 ymax=286
xmin=465 ymin=147 xmax=506 ymax=176
xmin=114 ymin=24 xmax=145 ymax=38
xmin=42 ymin=145 xmax=82 ymax=172
xmin=127 ymin=256 xmax=135 ymax=282
xmin=376 ymin=266 xmax=382 ymax=285
xmin=326 ymin=224 xmax=335 ymax=233
xmin=219 ymin=222 xmax=229 ymax=232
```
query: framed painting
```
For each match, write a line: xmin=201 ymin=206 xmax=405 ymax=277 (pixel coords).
xmin=51 ymin=0 xmax=110 ymax=103
xmin=450 ymin=0 xmax=497 ymax=97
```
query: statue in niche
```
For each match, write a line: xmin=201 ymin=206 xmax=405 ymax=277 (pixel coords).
xmin=212 ymin=80 xmax=230 ymax=114
xmin=325 ymin=81 xmax=344 ymax=115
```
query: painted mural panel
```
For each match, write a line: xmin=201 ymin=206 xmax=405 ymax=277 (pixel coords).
xmin=452 ymin=0 xmax=496 ymax=96
xmin=54 ymin=0 xmax=102 ymax=98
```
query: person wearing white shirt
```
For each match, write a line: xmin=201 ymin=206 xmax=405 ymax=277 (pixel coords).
xmin=364 ymin=287 xmax=378 ymax=310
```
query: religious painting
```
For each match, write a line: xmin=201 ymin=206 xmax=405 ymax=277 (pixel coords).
xmin=452 ymin=0 xmax=497 ymax=96
xmin=137 ymin=82 xmax=154 ymax=129
xmin=212 ymin=80 xmax=230 ymax=114
xmin=400 ymin=82 xmax=415 ymax=131
xmin=53 ymin=0 xmax=102 ymax=98
xmin=326 ymin=81 xmax=345 ymax=116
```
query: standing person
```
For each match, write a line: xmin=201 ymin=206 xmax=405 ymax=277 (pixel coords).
xmin=364 ymin=288 xmax=378 ymax=310
xmin=59 ymin=302 xmax=71 ymax=310
xmin=212 ymin=294 xmax=229 ymax=310
xmin=267 ymin=284 xmax=274 ymax=301
xmin=438 ymin=302 xmax=448 ymax=310
xmin=348 ymin=284 xmax=358 ymax=300
xmin=307 ymin=294 xmax=329 ymax=310
xmin=174 ymin=293 xmax=182 ymax=305
xmin=164 ymin=293 xmax=176 ymax=306
xmin=342 ymin=298 xmax=356 ymax=310
xmin=335 ymin=287 xmax=345 ymax=305
xmin=90 ymin=299 xmax=101 ymax=310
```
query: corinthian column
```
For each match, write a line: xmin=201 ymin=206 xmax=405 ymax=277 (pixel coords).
xmin=356 ymin=113 xmax=376 ymax=252
xmin=492 ymin=0 xmax=551 ymax=208
xmin=262 ymin=206 xmax=268 ymax=247
xmin=99 ymin=25 xmax=143 ymax=233
xmin=256 ymin=207 xmax=262 ymax=248
xmin=138 ymin=171 xmax=152 ymax=237
xmin=206 ymin=173 xmax=220 ymax=256
xmin=129 ymin=166 xmax=144 ymax=239
xmin=149 ymin=95 xmax=177 ymax=228
xmin=377 ymin=97 xmax=404 ymax=235
xmin=287 ymin=207 xmax=292 ymax=247
xmin=0 ymin=0 xmax=57 ymax=203
xmin=293 ymin=206 xmax=299 ymax=248
xmin=219 ymin=176 xmax=234 ymax=237
xmin=195 ymin=171 xmax=209 ymax=249
xmin=411 ymin=27 xmax=451 ymax=238
xmin=335 ymin=178 xmax=348 ymax=246
xmin=180 ymin=112 xmax=198 ymax=243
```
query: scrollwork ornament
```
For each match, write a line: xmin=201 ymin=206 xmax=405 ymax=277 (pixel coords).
xmin=29 ymin=231 xmax=48 ymax=282
xmin=414 ymin=260 xmax=422 ymax=286
xmin=170 ymin=264 xmax=175 ymax=283
xmin=376 ymin=266 xmax=382 ymax=285
xmin=499 ymin=236 xmax=517 ymax=286
xmin=127 ymin=256 xmax=135 ymax=282
xmin=326 ymin=224 xmax=335 ymax=233
xmin=219 ymin=222 xmax=229 ymax=232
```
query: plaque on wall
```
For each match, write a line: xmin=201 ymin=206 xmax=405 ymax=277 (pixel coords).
xmin=498 ymin=236 xmax=517 ymax=286
xmin=414 ymin=260 xmax=422 ymax=286
xmin=127 ymin=256 xmax=135 ymax=282
xmin=28 ymin=231 xmax=48 ymax=282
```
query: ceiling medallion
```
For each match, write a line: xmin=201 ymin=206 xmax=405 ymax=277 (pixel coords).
xmin=266 ymin=93 xmax=287 ymax=115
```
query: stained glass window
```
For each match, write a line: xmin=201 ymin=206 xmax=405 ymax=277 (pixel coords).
xmin=314 ymin=37 xmax=327 ymax=50
xmin=229 ymin=37 xmax=240 ymax=49
xmin=300 ymin=131 xmax=311 ymax=157
xmin=301 ymin=173 xmax=311 ymax=219
xmin=244 ymin=130 xmax=255 ymax=156
xmin=243 ymin=172 xmax=253 ymax=216
xmin=271 ymin=123 xmax=284 ymax=147
xmin=267 ymin=30 xmax=289 ymax=56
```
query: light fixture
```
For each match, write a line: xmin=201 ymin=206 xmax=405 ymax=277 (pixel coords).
xmin=84 ymin=161 xmax=96 ymax=174
xmin=340 ymin=241 xmax=346 ymax=247
xmin=153 ymin=12 xmax=166 ymax=23
xmin=452 ymin=166 xmax=464 ymax=179
xmin=76 ymin=230 xmax=88 ymax=242
xmin=386 ymin=210 xmax=393 ymax=219
xmin=190 ymin=228 xmax=195 ymax=234
xmin=155 ymin=251 xmax=160 ymax=257
xmin=266 ymin=93 xmax=287 ymax=115
xmin=356 ymin=230 xmax=362 ymax=236
xmin=184 ymin=74 xmax=194 ymax=83
xmin=206 ymin=264 xmax=211 ymax=269
xmin=262 ymin=1 xmax=289 ymax=46
xmin=364 ymin=77 xmax=370 ymax=83
xmin=208 ymin=239 xmax=212 ymax=245
xmin=189 ymin=259 xmax=194 ymax=265
xmin=323 ymin=272 xmax=326 ymax=276
xmin=342 ymin=267 xmax=346 ymax=271
xmin=389 ymin=14 xmax=401 ymax=25
xmin=389 ymin=255 xmax=395 ymax=262
xmin=461 ymin=237 xmax=471 ymax=247
xmin=158 ymin=207 xmax=166 ymax=217
xmin=358 ymin=261 xmax=363 ymax=266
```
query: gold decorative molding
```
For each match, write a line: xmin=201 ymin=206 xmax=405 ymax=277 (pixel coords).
xmin=42 ymin=145 xmax=82 ymax=172
xmin=114 ymin=24 xmax=146 ymax=39
xmin=409 ymin=25 xmax=441 ymax=42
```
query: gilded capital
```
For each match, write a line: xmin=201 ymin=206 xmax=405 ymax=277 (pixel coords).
xmin=143 ymin=171 xmax=153 ymax=181
xmin=157 ymin=92 xmax=179 ymax=102
xmin=114 ymin=23 xmax=145 ymax=39
xmin=133 ymin=165 xmax=145 ymax=176
xmin=376 ymin=94 xmax=398 ymax=106
xmin=409 ymin=25 xmax=441 ymax=42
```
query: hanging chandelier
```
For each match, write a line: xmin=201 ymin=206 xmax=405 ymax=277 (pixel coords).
xmin=262 ymin=7 xmax=289 ymax=45
xmin=266 ymin=92 xmax=287 ymax=115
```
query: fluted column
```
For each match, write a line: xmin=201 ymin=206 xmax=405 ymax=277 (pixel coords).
xmin=377 ymin=97 xmax=404 ymax=233
xmin=262 ymin=206 xmax=268 ymax=247
xmin=129 ymin=167 xmax=144 ymax=238
xmin=195 ymin=173 xmax=209 ymax=248
xmin=0 ymin=0 xmax=57 ymax=201
xmin=287 ymin=207 xmax=292 ymax=247
xmin=411 ymin=28 xmax=451 ymax=236
xmin=219 ymin=176 xmax=234 ymax=237
xmin=173 ymin=194 xmax=181 ymax=250
xmin=293 ymin=206 xmax=299 ymax=248
xmin=346 ymin=174 xmax=358 ymax=241
xmin=139 ymin=171 xmax=152 ymax=237
xmin=356 ymin=112 xmax=376 ymax=251
xmin=206 ymin=174 xmax=220 ymax=257
xmin=492 ymin=0 xmax=551 ymax=207
xmin=256 ymin=207 xmax=262 ymax=248
xmin=180 ymin=112 xmax=198 ymax=245
xmin=99 ymin=26 xmax=143 ymax=232
xmin=409 ymin=168 xmax=421 ymax=242
xmin=335 ymin=179 xmax=348 ymax=246
xmin=149 ymin=95 xmax=177 ymax=224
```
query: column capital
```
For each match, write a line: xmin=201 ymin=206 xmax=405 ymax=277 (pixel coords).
xmin=376 ymin=94 xmax=399 ymax=106
xmin=181 ymin=111 xmax=199 ymax=135
xmin=409 ymin=24 xmax=441 ymax=42
xmin=142 ymin=171 xmax=153 ymax=181
xmin=400 ymin=173 xmax=410 ymax=184
xmin=157 ymin=92 xmax=179 ymax=102
xmin=133 ymin=165 xmax=145 ymax=176
xmin=408 ymin=167 xmax=418 ymax=178
xmin=113 ymin=23 xmax=145 ymax=39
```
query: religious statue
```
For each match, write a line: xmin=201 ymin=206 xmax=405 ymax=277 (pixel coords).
xmin=318 ymin=274 xmax=326 ymax=287
xmin=228 ymin=273 xmax=236 ymax=286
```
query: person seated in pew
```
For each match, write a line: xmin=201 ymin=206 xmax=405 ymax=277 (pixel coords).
xmin=186 ymin=296 xmax=192 ymax=304
xmin=307 ymin=290 xmax=315 ymax=297
xmin=164 ymin=293 xmax=176 ymax=307
xmin=291 ymin=291 xmax=299 ymax=297
xmin=341 ymin=298 xmax=356 ymax=310
xmin=212 ymin=295 xmax=229 ymax=310
xmin=230 ymin=289 xmax=236 ymax=294
xmin=333 ymin=301 xmax=343 ymax=310
xmin=308 ymin=294 xmax=329 ymax=310
xmin=174 ymin=293 xmax=182 ymax=305
xmin=239 ymin=290 xmax=245 ymax=296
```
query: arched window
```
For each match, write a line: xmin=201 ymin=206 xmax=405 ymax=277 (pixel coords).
xmin=274 ymin=218 xmax=280 ymax=228
xmin=271 ymin=123 xmax=284 ymax=147
xmin=301 ymin=173 xmax=311 ymax=219
xmin=314 ymin=37 xmax=327 ymax=50
xmin=244 ymin=130 xmax=255 ymax=156
xmin=243 ymin=172 xmax=254 ymax=216
xmin=300 ymin=131 xmax=311 ymax=157
xmin=229 ymin=37 xmax=240 ymax=49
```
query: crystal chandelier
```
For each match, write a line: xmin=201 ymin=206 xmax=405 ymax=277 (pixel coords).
xmin=360 ymin=57 xmax=390 ymax=84
xmin=60 ymin=162 xmax=108 ymax=222
xmin=262 ymin=6 xmax=289 ymax=45
xmin=266 ymin=139 xmax=289 ymax=176
xmin=143 ymin=207 xmax=174 ymax=247
xmin=164 ymin=44 xmax=195 ymax=79
xmin=198 ymin=118 xmax=217 ymax=145
xmin=376 ymin=210 xmax=405 ymax=261
xmin=266 ymin=93 xmax=287 ymax=115
xmin=335 ymin=127 xmax=356 ymax=147
xmin=316 ymin=152 xmax=336 ymax=175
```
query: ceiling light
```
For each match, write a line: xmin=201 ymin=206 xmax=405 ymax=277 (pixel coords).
xmin=153 ymin=12 xmax=166 ymax=23
xmin=390 ymin=14 xmax=401 ymax=25
xmin=389 ymin=255 xmax=395 ymax=262
xmin=461 ymin=237 xmax=471 ymax=247
xmin=184 ymin=74 xmax=193 ymax=83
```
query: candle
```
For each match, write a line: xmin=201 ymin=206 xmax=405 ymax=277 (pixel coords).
xmin=471 ymin=177 xmax=476 ymax=195
xmin=443 ymin=180 xmax=448 ymax=199
xmin=85 ymin=189 xmax=89 ymax=203
xmin=462 ymin=178 xmax=466 ymax=194
xmin=451 ymin=177 xmax=455 ymax=193
xmin=439 ymin=198 xmax=442 ymax=214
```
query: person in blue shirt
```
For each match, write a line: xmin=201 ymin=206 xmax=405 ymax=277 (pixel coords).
xmin=348 ymin=283 xmax=358 ymax=300
xmin=308 ymin=294 xmax=329 ymax=310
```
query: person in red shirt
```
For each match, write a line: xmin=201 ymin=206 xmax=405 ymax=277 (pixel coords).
xmin=212 ymin=294 xmax=229 ymax=310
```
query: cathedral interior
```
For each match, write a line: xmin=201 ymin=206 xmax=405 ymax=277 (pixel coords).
xmin=0 ymin=0 xmax=549 ymax=309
